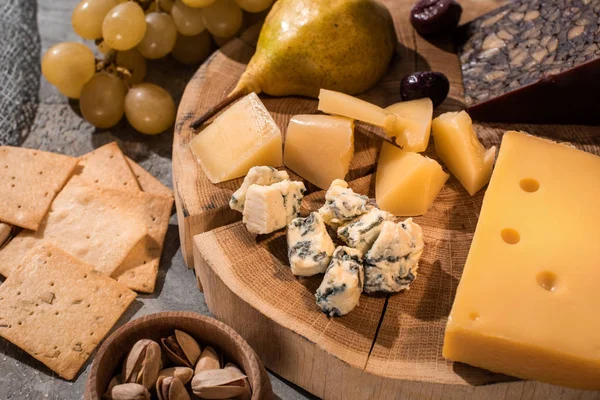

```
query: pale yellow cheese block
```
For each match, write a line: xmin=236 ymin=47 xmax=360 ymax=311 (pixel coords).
xmin=431 ymin=111 xmax=496 ymax=196
xmin=376 ymin=143 xmax=448 ymax=216
xmin=284 ymin=115 xmax=354 ymax=189
xmin=189 ymin=92 xmax=282 ymax=183
xmin=385 ymin=98 xmax=433 ymax=152
xmin=443 ymin=131 xmax=600 ymax=390
xmin=318 ymin=89 xmax=393 ymax=128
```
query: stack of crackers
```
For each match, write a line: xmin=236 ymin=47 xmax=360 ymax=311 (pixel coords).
xmin=0 ymin=142 xmax=174 ymax=380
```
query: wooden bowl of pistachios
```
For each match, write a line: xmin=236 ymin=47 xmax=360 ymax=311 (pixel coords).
xmin=84 ymin=311 xmax=273 ymax=400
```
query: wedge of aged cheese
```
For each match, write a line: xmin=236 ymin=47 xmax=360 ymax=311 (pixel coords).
xmin=284 ymin=115 xmax=354 ymax=189
xmin=189 ymin=92 xmax=283 ymax=183
xmin=432 ymin=111 xmax=496 ymax=195
xmin=376 ymin=143 xmax=448 ymax=216
xmin=242 ymin=180 xmax=306 ymax=235
xmin=385 ymin=98 xmax=433 ymax=152
xmin=443 ymin=131 xmax=600 ymax=390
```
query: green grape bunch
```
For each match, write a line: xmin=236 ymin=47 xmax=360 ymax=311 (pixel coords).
xmin=42 ymin=0 xmax=274 ymax=134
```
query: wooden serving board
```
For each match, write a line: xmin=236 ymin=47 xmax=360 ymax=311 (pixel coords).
xmin=173 ymin=0 xmax=600 ymax=398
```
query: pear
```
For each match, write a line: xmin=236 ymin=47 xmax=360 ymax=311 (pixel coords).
xmin=192 ymin=0 xmax=397 ymax=128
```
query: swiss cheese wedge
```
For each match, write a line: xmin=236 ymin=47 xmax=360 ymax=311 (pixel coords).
xmin=443 ymin=131 xmax=600 ymax=390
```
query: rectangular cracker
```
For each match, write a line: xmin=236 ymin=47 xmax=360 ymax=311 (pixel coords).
xmin=0 ymin=146 xmax=78 ymax=230
xmin=126 ymin=157 xmax=174 ymax=198
xmin=75 ymin=142 xmax=140 ymax=192
xmin=0 ymin=242 xmax=136 ymax=380
xmin=0 ymin=180 xmax=149 ymax=278
xmin=111 ymin=193 xmax=173 ymax=293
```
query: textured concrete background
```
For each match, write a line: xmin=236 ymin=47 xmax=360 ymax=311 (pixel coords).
xmin=0 ymin=1 xmax=314 ymax=398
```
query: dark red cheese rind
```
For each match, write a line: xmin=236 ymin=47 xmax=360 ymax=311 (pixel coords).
xmin=458 ymin=0 xmax=600 ymax=125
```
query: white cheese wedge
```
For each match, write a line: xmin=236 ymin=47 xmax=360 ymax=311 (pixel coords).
xmin=432 ymin=111 xmax=496 ymax=195
xmin=287 ymin=212 xmax=335 ymax=277
xmin=284 ymin=115 xmax=354 ymax=189
xmin=242 ymin=180 xmax=306 ymax=235
xmin=230 ymin=166 xmax=289 ymax=213
xmin=315 ymin=246 xmax=364 ymax=317
xmin=318 ymin=179 xmax=369 ymax=228
xmin=189 ymin=92 xmax=283 ymax=184
xmin=376 ymin=143 xmax=449 ymax=216
xmin=364 ymin=219 xmax=424 ymax=293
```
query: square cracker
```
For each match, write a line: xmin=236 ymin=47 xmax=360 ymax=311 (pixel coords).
xmin=75 ymin=142 xmax=140 ymax=192
xmin=111 ymin=193 xmax=173 ymax=293
xmin=0 ymin=179 xmax=149 ymax=278
xmin=126 ymin=157 xmax=173 ymax=198
xmin=0 ymin=146 xmax=78 ymax=230
xmin=0 ymin=242 xmax=136 ymax=380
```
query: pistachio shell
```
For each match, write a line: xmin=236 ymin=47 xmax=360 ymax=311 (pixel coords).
xmin=161 ymin=336 xmax=192 ymax=368
xmin=191 ymin=369 xmax=247 ymax=399
xmin=123 ymin=339 xmax=154 ymax=383
xmin=139 ymin=341 xmax=162 ymax=389
xmin=103 ymin=383 xmax=150 ymax=400
xmin=224 ymin=363 xmax=251 ymax=400
xmin=158 ymin=367 xmax=194 ymax=385
xmin=194 ymin=346 xmax=221 ymax=374
xmin=166 ymin=377 xmax=191 ymax=400
xmin=155 ymin=376 xmax=166 ymax=400
xmin=175 ymin=330 xmax=201 ymax=365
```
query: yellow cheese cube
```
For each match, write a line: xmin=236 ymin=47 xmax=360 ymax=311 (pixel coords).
xmin=189 ymin=92 xmax=282 ymax=183
xmin=443 ymin=131 xmax=600 ymax=390
xmin=376 ymin=143 xmax=448 ymax=216
xmin=284 ymin=115 xmax=354 ymax=189
xmin=385 ymin=98 xmax=433 ymax=152
xmin=432 ymin=111 xmax=496 ymax=195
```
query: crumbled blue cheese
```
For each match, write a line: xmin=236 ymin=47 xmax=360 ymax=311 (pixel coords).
xmin=363 ymin=218 xmax=424 ymax=294
xmin=318 ymin=179 xmax=369 ymax=228
xmin=230 ymin=166 xmax=289 ymax=212
xmin=315 ymin=246 xmax=364 ymax=317
xmin=337 ymin=208 xmax=394 ymax=255
xmin=243 ymin=180 xmax=306 ymax=235
xmin=287 ymin=212 xmax=335 ymax=277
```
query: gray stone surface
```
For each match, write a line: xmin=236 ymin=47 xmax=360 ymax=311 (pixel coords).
xmin=0 ymin=1 xmax=315 ymax=399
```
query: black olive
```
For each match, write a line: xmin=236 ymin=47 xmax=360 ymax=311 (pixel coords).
xmin=410 ymin=0 xmax=462 ymax=36
xmin=400 ymin=71 xmax=450 ymax=108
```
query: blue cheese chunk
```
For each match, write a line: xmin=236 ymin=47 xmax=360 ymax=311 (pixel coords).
xmin=318 ymin=179 xmax=369 ymax=228
xmin=337 ymin=208 xmax=394 ymax=255
xmin=364 ymin=218 xmax=424 ymax=294
xmin=230 ymin=166 xmax=289 ymax=212
xmin=243 ymin=180 xmax=306 ymax=235
xmin=287 ymin=212 xmax=335 ymax=277
xmin=315 ymin=246 xmax=364 ymax=317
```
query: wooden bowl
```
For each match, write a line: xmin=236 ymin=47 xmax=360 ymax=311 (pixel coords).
xmin=84 ymin=311 xmax=273 ymax=400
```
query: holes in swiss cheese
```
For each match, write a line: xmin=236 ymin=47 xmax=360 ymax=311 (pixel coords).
xmin=501 ymin=228 xmax=520 ymax=245
xmin=520 ymin=178 xmax=540 ymax=193
xmin=536 ymin=271 xmax=559 ymax=292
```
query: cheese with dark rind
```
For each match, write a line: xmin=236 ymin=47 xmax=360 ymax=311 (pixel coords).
xmin=457 ymin=0 xmax=600 ymax=124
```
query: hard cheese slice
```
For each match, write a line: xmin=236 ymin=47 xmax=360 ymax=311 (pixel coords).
xmin=284 ymin=115 xmax=354 ymax=189
xmin=376 ymin=143 xmax=448 ymax=216
xmin=189 ymin=92 xmax=283 ymax=184
xmin=443 ymin=131 xmax=600 ymax=390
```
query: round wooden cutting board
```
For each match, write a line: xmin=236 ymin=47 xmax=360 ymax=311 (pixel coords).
xmin=172 ymin=1 xmax=600 ymax=398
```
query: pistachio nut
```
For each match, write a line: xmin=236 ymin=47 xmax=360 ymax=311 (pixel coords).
xmin=161 ymin=330 xmax=201 ymax=368
xmin=157 ymin=366 xmax=194 ymax=385
xmin=156 ymin=376 xmax=190 ymax=400
xmin=122 ymin=339 xmax=162 ymax=390
xmin=194 ymin=346 xmax=221 ymax=374
xmin=191 ymin=368 xmax=247 ymax=399
xmin=103 ymin=383 xmax=150 ymax=400
xmin=224 ymin=363 xmax=251 ymax=400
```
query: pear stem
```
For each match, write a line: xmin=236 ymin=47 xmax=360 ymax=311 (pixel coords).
xmin=190 ymin=90 xmax=247 ymax=130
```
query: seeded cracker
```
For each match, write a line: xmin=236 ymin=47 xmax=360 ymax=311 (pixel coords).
xmin=126 ymin=156 xmax=174 ymax=198
xmin=0 ymin=180 xmax=148 ymax=278
xmin=0 ymin=242 xmax=136 ymax=380
xmin=75 ymin=142 xmax=140 ymax=191
xmin=111 ymin=193 xmax=173 ymax=293
xmin=0 ymin=146 xmax=78 ymax=230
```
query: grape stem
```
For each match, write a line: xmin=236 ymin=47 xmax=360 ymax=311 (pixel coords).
xmin=190 ymin=90 xmax=246 ymax=129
